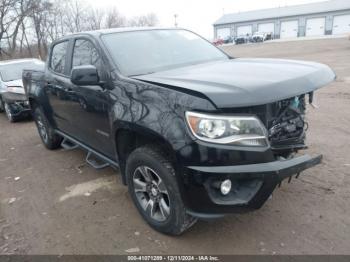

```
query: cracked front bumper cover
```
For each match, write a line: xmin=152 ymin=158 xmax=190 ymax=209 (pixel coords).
xmin=183 ymin=154 xmax=322 ymax=217
xmin=2 ymin=92 xmax=31 ymax=117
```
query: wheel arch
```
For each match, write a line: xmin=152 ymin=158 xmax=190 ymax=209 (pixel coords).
xmin=114 ymin=123 xmax=178 ymax=185
xmin=29 ymin=97 xmax=39 ymax=109
xmin=29 ymin=96 xmax=57 ymax=128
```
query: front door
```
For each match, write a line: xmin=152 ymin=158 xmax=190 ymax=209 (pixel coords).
xmin=68 ymin=38 xmax=114 ymax=158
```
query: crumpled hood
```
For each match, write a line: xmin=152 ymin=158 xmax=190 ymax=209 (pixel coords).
xmin=134 ymin=58 xmax=336 ymax=108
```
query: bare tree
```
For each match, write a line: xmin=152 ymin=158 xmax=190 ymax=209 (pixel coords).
xmin=45 ymin=0 xmax=67 ymax=42
xmin=105 ymin=7 xmax=126 ymax=28
xmin=62 ymin=0 xmax=89 ymax=33
xmin=0 ymin=0 xmax=17 ymax=56
xmin=29 ymin=0 xmax=54 ymax=58
xmin=128 ymin=13 xmax=158 ymax=27
xmin=20 ymin=20 xmax=32 ymax=56
xmin=0 ymin=0 xmax=160 ymax=60
xmin=9 ymin=0 xmax=36 ymax=54
xmin=86 ymin=7 xmax=105 ymax=30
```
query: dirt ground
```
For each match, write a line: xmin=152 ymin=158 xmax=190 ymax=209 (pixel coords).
xmin=0 ymin=37 xmax=349 ymax=255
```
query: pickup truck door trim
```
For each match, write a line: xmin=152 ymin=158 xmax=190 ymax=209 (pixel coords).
xmin=67 ymin=36 xmax=115 ymax=158
xmin=46 ymin=39 xmax=77 ymax=134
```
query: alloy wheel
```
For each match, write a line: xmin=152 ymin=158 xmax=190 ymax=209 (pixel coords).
xmin=36 ymin=115 xmax=49 ymax=143
xmin=4 ymin=103 xmax=14 ymax=122
xmin=133 ymin=166 xmax=171 ymax=222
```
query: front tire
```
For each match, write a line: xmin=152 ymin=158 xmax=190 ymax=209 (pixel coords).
xmin=4 ymin=102 xmax=16 ymax=122
xmin=0 ymin=97 xmax=4 ymax=112
xmin=126 ymin=146 xmax=197 ymax=235
xmin=32 ymin=107 xmax=63 ymax=150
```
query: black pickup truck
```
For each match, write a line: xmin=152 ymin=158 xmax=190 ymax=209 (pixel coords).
xmin=23 ymin=28 xmax=335 ymax=235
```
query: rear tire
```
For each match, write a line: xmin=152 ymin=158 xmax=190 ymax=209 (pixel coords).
xmin=126 ymin=146 xmax=197 ymax=235
xmin=33 ymin=106 xmax=63 ymax=150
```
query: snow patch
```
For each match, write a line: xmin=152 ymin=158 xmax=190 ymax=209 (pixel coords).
xmin=59 ymin=177 xmax=116 ymax=202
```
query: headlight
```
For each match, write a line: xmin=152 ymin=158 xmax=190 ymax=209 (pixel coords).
xmin=185 ymin=111 xmax=269 ymax=147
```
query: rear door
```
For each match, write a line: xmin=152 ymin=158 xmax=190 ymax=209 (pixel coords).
xmin=46 ymin=40 xmax=77 ymax=135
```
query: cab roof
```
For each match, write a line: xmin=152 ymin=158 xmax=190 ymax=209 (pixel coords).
xmin=57 ymin=27 xmax=184 ymax=41
xmin=83 ymin=27 xmax=178 ymax=36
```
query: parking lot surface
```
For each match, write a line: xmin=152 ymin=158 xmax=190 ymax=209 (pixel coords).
xmin=0 ymin=37 xmax=349 ymax=255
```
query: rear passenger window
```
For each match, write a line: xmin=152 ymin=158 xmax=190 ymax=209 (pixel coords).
xmin=50 ymin=41 xmax=68 ymax=75
xmin=72 ymin=39 xmax=102 ymax=71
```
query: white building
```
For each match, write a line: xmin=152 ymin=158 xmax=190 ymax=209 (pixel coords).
xmin=214 ymin=0 xmax=350 ymax=39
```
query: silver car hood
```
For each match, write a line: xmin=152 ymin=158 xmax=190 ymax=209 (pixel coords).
xmin=2 ymin=79 xmax=25 ymax=94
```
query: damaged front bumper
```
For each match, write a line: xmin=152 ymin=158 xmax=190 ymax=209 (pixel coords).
xmin=2 ymin=92 xmax=31 ymax=117
xmin=183 ymin=154 xmax=322 ymax=218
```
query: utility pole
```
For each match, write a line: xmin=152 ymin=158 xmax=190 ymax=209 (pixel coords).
xmin=174 ymin=14 xmax=178 ymax=27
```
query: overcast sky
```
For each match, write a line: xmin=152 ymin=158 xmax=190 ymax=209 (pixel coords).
xmin=85 ymin=0 xmax=326 ymax=38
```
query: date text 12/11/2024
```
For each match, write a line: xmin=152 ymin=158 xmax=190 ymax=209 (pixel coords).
xmin=127 ymin=256 xmax=220 ymax=261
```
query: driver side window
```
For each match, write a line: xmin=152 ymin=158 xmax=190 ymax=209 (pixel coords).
xmin=72 ymin=39 xmax=102 ymax=73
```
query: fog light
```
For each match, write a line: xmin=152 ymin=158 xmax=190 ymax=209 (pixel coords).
xmin=220 ymin=179 xmax=232 ymax=195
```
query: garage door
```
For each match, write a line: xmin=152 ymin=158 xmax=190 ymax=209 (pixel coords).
xmin=280 ymin=20 xmax=299 ymax=38
xmin=333 ymin=15 xmax=350 ymax=34
xmin=258 ymin=23 xmax=275 ymax=34
xmin=216 ymin=28 xmax=231 ymax=39
xmin=306 ymin=17 xmax=325 ymax=36
xmin=237 ymin=25 xmax=252 ymax=36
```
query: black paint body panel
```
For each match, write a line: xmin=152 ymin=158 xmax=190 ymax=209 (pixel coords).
xmin=23 ymin=28 xmax=334 ymax=216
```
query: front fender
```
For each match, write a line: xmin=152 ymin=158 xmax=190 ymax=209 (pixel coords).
xmin=108 ymin=76 xmax=216 ymax=188
xmin=109 ymin=77 xmax=216 ymax=152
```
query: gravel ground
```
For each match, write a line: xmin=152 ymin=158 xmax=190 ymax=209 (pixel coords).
xmin=0 ymin=37 xmax=349 ymax=255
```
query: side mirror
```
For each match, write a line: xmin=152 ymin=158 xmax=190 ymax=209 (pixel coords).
xmin=71 ymin=65 xmax=99 ymax=86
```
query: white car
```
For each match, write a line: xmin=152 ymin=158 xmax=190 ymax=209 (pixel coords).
xmin=251 ymin=32 xmax=266 ymax=42
xmin=0 ymin=58 xmax=44 ymax=122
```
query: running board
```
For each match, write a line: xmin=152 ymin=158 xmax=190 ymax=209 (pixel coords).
xmin=61 ymin=138 xmax=79 ymax=150
xmin=86 ymin=151 xmax=110 ymax=170
xmin=55 ymin=130 xmax=119 ymax=170
xmin=61 ymin=138 xmax=110 ymax=169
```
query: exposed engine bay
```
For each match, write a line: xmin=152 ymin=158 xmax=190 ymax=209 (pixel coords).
xmin=223 ymin=92 xmax=316 ymax=157
xmin=265 ymin=93 xmax=316 ymax=156
xmin=268 ymin=95 xmax=307 ymax=146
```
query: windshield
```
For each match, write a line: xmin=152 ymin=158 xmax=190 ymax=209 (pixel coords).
xmin=0 ymin=61 xmax=44 ymax=82
xmin=102 ymin=29 xmax=229 ymax=76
